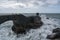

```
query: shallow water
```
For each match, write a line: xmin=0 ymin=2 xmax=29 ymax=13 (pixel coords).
xmin=0 ymin=14 xmax=60 ymax=40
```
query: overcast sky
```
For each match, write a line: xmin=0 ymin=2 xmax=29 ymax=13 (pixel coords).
xmin=0 ymin=0 xmax=60 ymax=13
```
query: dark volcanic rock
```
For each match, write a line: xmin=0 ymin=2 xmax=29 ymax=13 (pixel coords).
xmin=27 ymin=13 xmax=43 ymax=29
xmin=0 ymin=13 xmax=43 ymax=35
xmin=12 ymin=25 xmax=26 ymax=34
xmin=46 ymin=17 xmax=49 ymax=19
xmin=47 ymin=28 xmax=60 ymax=39
xmin=12 ymin=14 xmax=28 ymax=34
xmin=47 ymin=33 xmax=60 ymax=39
xmin=53 ymin=28 xmax=60 ymax=33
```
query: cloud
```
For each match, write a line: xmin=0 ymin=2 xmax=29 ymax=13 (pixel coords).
xmin=46 ymin=0 xmax=58 ymax=5
xmin=0 ymin=1 xmax=27 ymax=9
xmin=0 ymin=0 xmax=60 ymax=9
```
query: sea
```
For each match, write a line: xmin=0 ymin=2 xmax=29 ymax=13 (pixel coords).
xmin=0 ymin=13 xmax=60 ymax=40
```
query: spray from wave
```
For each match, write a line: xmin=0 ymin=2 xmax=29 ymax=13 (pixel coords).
xmin=0 ymin=15 xmax=60 ymax=40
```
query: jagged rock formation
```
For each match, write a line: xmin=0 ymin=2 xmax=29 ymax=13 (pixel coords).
xmin=0 ymin=13 xmax=43 ymax=35
xmin=47 ymin=28 xmax=60 ymax=40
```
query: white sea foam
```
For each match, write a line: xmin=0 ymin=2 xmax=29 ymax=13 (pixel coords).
xmin=0 ymin=15 xmax=60 ymax=40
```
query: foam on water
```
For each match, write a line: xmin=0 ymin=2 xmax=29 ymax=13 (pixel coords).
xmin=0 ymin=15 xmax=60 ymax=40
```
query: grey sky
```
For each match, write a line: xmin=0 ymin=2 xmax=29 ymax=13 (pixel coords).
xmin=0 ymin=0 xmax=60 ymax=13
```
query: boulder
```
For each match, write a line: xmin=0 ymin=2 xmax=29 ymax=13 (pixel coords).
xmin=53 ymin=28 xmax=60 ymax=33
xmin=12 ymin=13 xmax=43 ymax=35
xmin=26 ymin=13 xmax=43 ymax=29
xmin=47 ymin=28 xmax=60 ymax=39
xmin=12 ymin=14 xmax=28 ymax=34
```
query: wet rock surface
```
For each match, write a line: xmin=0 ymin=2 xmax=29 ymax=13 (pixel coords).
xmin=12 ymin=13 xmax=43 ymax=35
xmin=47 ymin=28 xmax=60 ymax=39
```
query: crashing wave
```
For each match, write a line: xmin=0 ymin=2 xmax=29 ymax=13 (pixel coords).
xmin=0 ymin=15 xmax=60 ymax=40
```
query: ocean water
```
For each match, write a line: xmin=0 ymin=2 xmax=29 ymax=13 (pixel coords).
xmin=0 ymin=14 xmax=60 ymax=40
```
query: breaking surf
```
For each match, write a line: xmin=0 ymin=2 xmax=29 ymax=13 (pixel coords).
xmin=0 ymin=14 xmax=60 ymax=40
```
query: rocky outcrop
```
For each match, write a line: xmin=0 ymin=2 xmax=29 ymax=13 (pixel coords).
xmin=12 ymin=13 xmax=43 ymax=35
xmin=47 ymin=28 xmax=60 ymax=40
xmin=0 ymin=13 xmax=43 ymax=35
